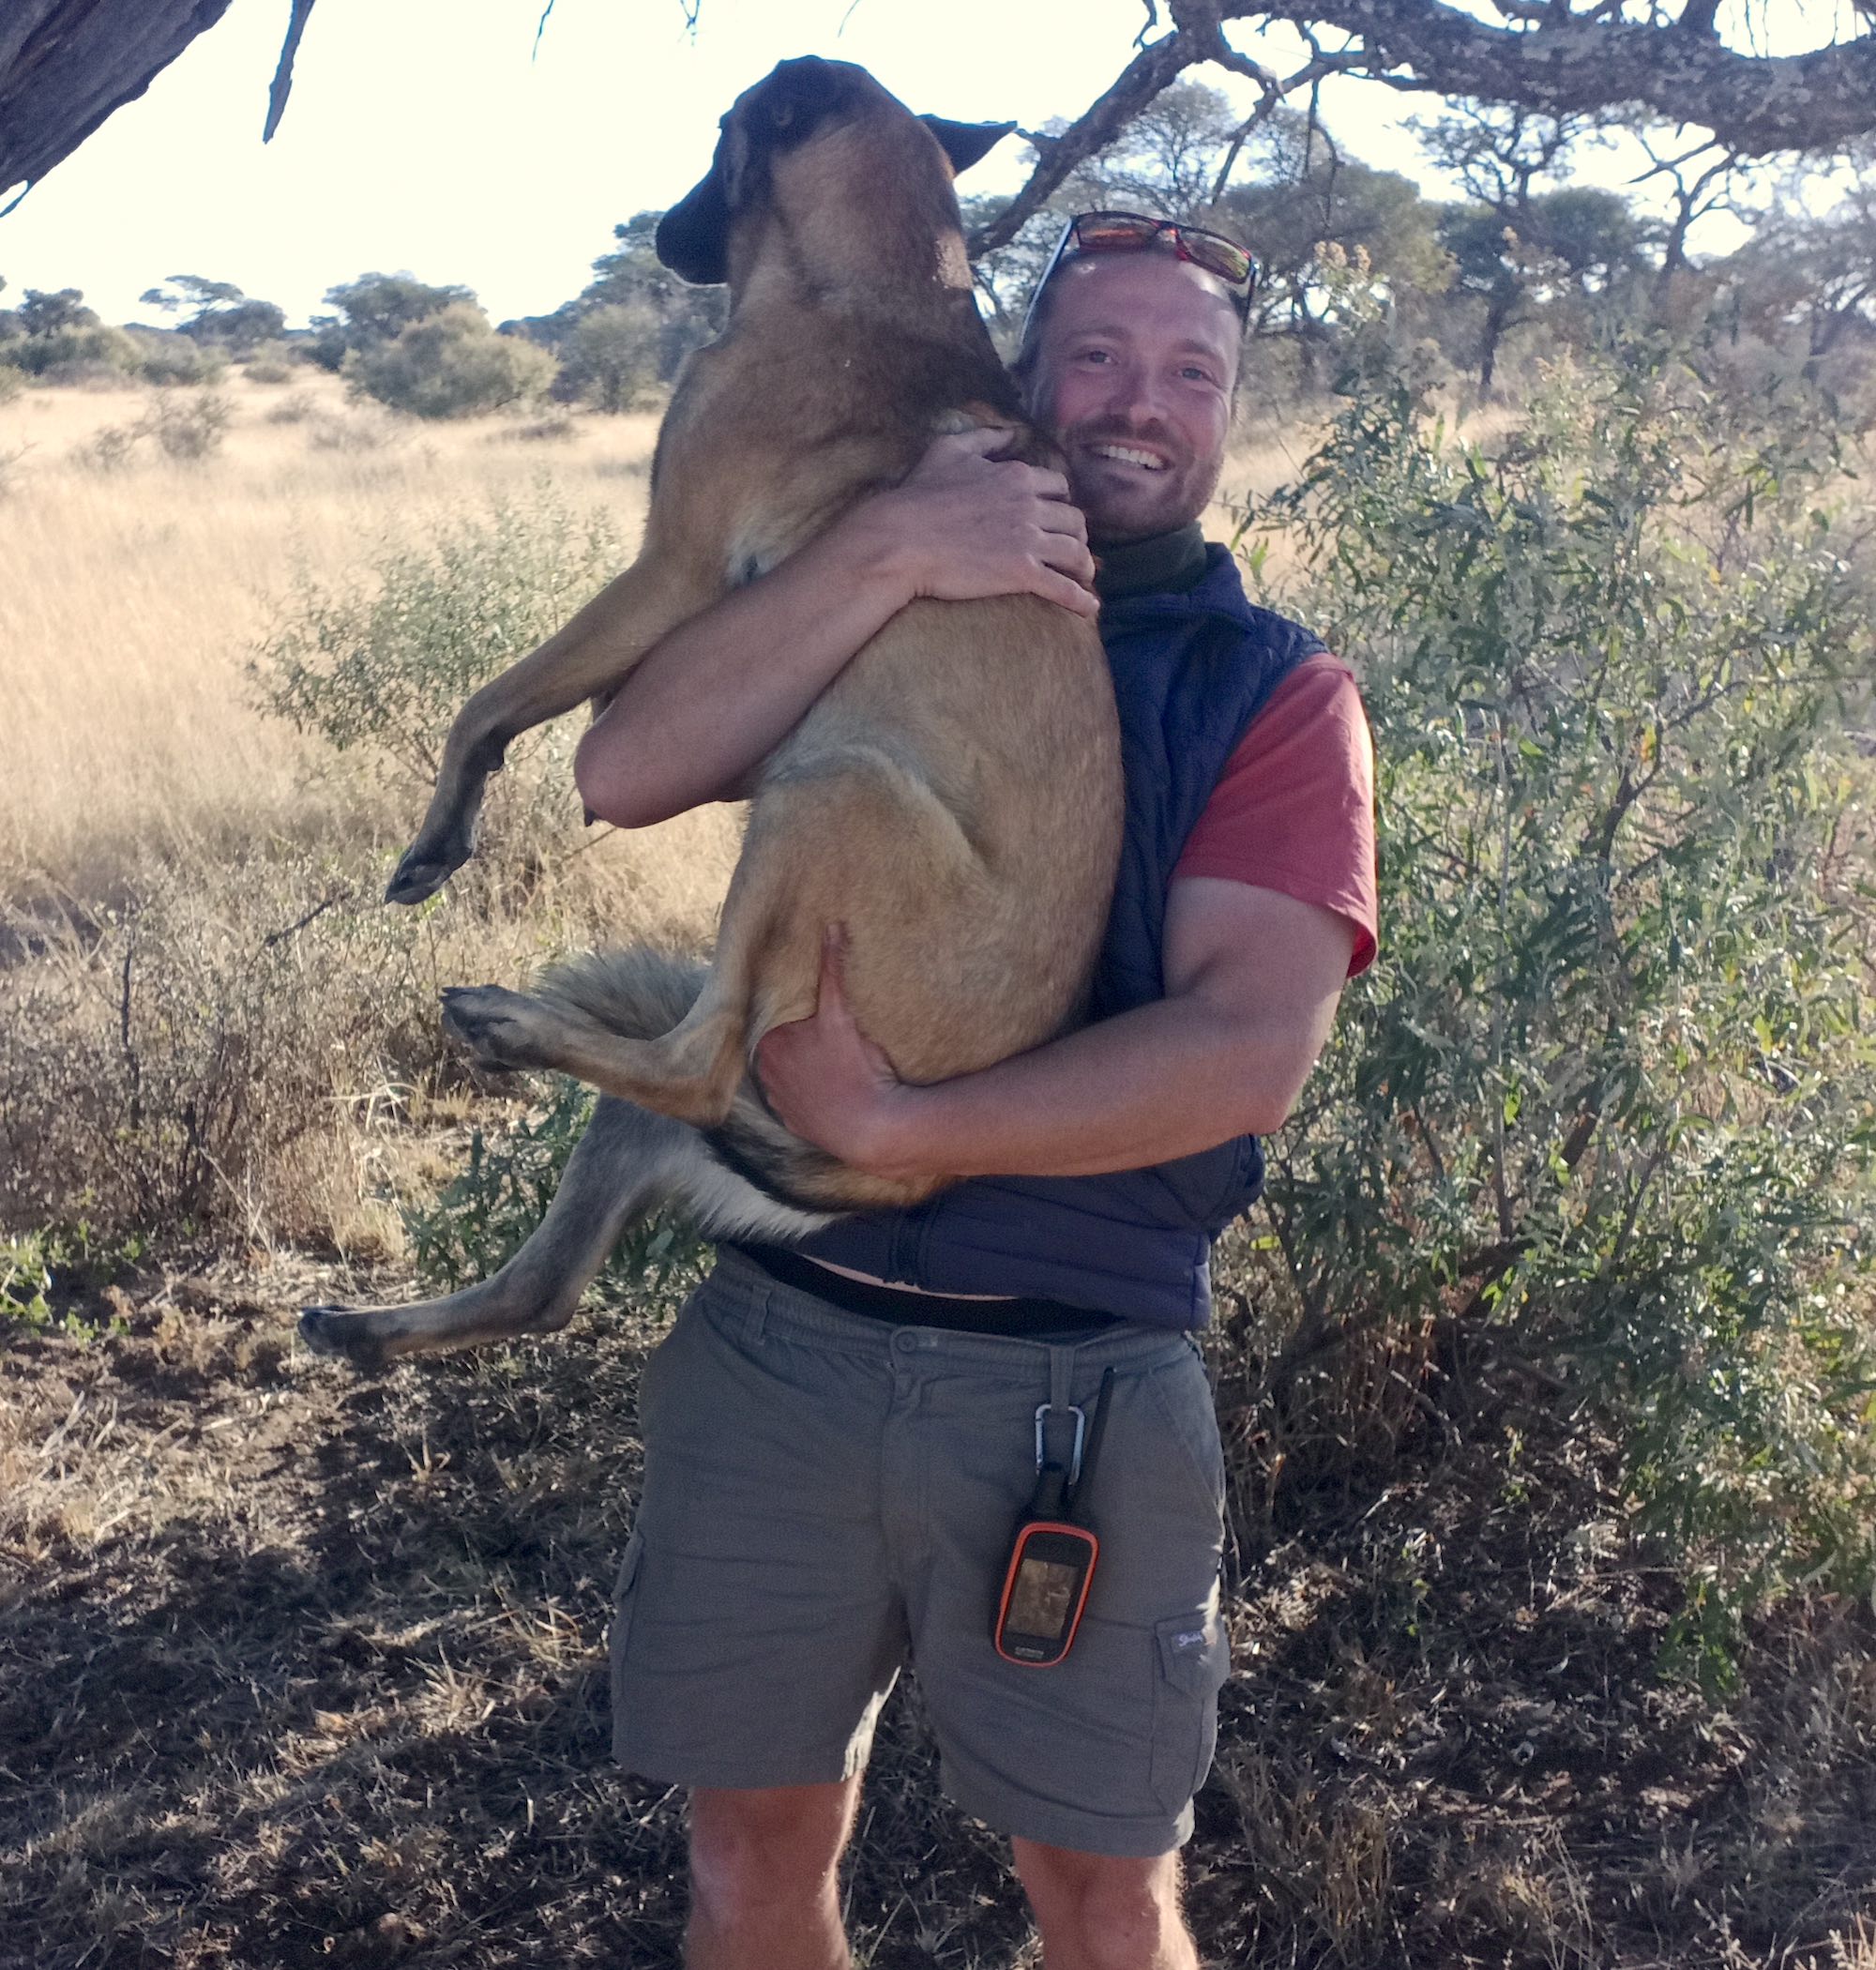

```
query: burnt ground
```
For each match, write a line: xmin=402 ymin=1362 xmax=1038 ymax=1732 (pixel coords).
xmin=2 ymin=1264 xmax=1873 ymax=1970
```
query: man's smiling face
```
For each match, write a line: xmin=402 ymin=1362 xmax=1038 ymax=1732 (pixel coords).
xmin=1022 ymin=250 xmax=1241 ymax=548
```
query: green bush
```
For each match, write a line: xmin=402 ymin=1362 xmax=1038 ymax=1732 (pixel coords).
xmin=14 ymin=323 xmax=139 ymax=379
xmin=141 ymin=389 xmax=232 ymax=460
xmin=250 ymin=481 xmax=623 ymax=784
xmin=1248 ymin=346 xmax=1876 ymax=1686
xmin=0 ymin=363 xmax=24 ymax=405
xmin=127 ymin=330 xmax=227 ymax=386
xmin=403 ymin=1078 xmax=705 ymax=1311
xmin=70 ymin=393 xmax=233 ymax=469
xmin=345 ymin=304 xmax=558 ymax=419
xmin=560 ymin=302 xmax=660 ymax=413
xmin=1 ymin=1227 xmax=137 ymax=1338
xmin=72 ymin=422 xmax=141 ymax=472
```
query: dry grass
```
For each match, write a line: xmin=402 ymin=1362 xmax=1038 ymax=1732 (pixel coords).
xmin=0 ymin=371 xmax=664 ymax=905
xmin=0 ymin=372 xmax=742 ymax=1257
xmin=0 ymin=369 xmax=1308 ymax=910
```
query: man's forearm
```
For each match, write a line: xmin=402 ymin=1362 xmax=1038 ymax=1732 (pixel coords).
xmin=573 ymin=432 xmax=1097 ymax=829
xmin=870 ymin=993 xmax=1327 ymax=1182
xmin=574 ymin=522 xmax=906 ymax=828
xmin=754 ymin=885 xmax=1355 ymax=1185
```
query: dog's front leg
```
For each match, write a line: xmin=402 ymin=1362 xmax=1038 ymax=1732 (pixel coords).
xmin=386 ymin=555 xmax=714 ymax=904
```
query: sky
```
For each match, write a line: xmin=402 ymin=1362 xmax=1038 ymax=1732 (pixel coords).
xmin=0 ymin=0 xmax=1849 ymax=331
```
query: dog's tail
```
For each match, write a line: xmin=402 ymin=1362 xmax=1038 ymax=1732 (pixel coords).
xmin=532 ymin=945 xmax=934 ymax=1224
xmin=534 ymin=945 xmax=709 ymax=1041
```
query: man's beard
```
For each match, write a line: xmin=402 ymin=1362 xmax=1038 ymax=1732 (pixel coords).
xmin=1060 ymin=416 xmax=1220 ymax=546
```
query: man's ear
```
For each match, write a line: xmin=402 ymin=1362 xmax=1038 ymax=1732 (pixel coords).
xmin=656 ymin=152 xmax=734 ymax=285
xmin=920 ymin=115 xmax=1017 ymax=177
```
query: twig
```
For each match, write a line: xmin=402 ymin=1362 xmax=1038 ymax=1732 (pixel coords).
xmin=261 ymin=889 xmax=355 ymax=948
xmin=119 ymin=932 xmax=142 ymax=1132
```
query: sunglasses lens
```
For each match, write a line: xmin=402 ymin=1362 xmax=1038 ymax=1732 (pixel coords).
xmin=1073 ymin=214 xmax=1163 ymax=254
xmin=1070 ymin=212 xmax=1252 ymax=293
xmin=1183 ymin=233 xmax=1253 ymax=288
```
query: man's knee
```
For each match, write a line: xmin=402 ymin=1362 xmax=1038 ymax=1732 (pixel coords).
xmin=1011 ymin=1839 xmax=1194 ymax=1970
xmin=688 ymin=1781 xmax=860 ymax=1917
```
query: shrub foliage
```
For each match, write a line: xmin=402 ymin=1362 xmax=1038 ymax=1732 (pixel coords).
xmin=1249 ymin=346 xmax=1875 ymax=1679
xmin=250 ymin=484 xmax=623 ymax=783
xmin=345 ymin=304 xmax=558 ymax=419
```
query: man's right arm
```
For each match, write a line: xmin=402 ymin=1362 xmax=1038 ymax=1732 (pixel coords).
xmin=573 ymin=429 xmax=1097 ymax=829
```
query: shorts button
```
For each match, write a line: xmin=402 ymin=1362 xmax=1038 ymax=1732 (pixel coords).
xmin=892 ymin=1331 xmax=915 ymax=1353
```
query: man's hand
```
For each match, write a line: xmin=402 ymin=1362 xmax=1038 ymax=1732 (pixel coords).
xmin=851 ymin=427 xmax=1099 ymax=620
xmin=756 ymin=933 xmax=933 ymax=1180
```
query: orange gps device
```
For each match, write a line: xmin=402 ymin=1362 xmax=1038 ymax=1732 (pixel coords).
xmin=992 ymin=1369 xmax=1114 ymax=1668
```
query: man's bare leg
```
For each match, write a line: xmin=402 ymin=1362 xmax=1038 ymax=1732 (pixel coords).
xmin=687 ymin=1780 xmax=863 ymax=1970
xmin=1011 ymin=1840 xmax=1199 ymax=1970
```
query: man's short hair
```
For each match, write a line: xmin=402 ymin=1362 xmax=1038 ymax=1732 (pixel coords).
xmin=1010 ymin=211 xmax=1254 ymax=385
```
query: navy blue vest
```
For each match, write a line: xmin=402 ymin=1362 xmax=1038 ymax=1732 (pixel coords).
xmin=794 ymin=546 xmax=1324 ymax=1328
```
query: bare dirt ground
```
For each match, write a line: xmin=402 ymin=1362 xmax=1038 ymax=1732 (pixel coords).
xmin=6 ymin=1264 xmax=1873 ymax=1970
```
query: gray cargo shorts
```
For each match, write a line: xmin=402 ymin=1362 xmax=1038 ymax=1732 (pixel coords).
xmin=610 ymin=1248 xmax=1230 ymax=1858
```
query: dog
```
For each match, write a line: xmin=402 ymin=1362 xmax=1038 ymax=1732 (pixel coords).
xmin=299 ymin=57 xmax=1122 ymax=1370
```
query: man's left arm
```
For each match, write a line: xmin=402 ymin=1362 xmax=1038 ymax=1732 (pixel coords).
xmin=756 ymin=878 xmax=1355 ymax=1184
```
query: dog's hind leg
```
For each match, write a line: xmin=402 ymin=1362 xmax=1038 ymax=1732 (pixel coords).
xmin=439 ymin=749 xmax=985 ymax=1125
xmin=301 ymin=1097 xmax=683 ymax=1371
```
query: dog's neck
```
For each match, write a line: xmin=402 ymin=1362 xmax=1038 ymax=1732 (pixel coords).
xmin=733 ymin=215 xmax=976 ymax=325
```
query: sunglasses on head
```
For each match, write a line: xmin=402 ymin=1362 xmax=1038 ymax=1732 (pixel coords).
xmin=1021 ymin=210 xmax=1257 ymax=345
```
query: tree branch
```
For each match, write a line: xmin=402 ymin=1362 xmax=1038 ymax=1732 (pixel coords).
xmin=969 ymin=0 xmax=1872 ymax=263
xmin=1216 ymin=0 xmax=1876 ymax=155
xmin=1 ymin=0 xmax=239 ymax=198
xmin=264 ymin=0 xmax=318 ymax=143
xmin=967 ymin=20 xmax=1209 ymax=253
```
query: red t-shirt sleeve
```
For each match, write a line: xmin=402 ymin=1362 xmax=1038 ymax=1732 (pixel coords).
xmin=1172 ymin=652 xmax=1378 ymax=977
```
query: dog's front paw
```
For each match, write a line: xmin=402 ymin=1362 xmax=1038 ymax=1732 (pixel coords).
xmin=385 ymin=820 xmax=477 ymax=905
xmin=440 ymin=984 xmax=559 ymax=1072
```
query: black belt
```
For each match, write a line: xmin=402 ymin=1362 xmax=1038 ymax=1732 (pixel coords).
xmin=728 ymin=1242 xmax=1121 ymax=1340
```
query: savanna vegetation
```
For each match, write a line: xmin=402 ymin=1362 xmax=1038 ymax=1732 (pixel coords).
xmin=3 ymin=67 xmax=1875 ymax=1970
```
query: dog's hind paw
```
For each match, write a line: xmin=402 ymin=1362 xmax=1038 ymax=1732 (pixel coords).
xmin=439 ymin=983 xmax=562 ymax=1072
xmin=299 ymin=1305 xmax=393 ymax=1372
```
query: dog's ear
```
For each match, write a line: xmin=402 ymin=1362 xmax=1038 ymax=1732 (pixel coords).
xmin=920 ymin=115 xmax=1016 ymax=177
xmin=656 ymin=151 xmax=734 ymax=286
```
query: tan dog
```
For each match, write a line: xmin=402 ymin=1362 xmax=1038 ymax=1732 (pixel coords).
xmin=300 ymin=57 xmax=1121 ymax=1370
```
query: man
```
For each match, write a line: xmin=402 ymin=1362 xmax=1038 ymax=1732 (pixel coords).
xmin=574 ymin=212 xmax=1377 ymax=1970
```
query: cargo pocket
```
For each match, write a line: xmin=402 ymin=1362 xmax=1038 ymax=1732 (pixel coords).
xmin=1148 ymin=1598 xmax=1231 ymax=1814
xmin=608 ymin=1531 xmax=646 ymax=1705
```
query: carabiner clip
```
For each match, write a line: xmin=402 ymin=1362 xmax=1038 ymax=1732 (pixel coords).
xmin=1033 ymin=1402 xmax=1086 ymax=1486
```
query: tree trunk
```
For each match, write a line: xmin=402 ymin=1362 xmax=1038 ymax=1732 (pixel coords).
xmin=1478 ymin=292 xmax=1517 ymax=393
xmin=1 ymin=0 xmax=237 ymax=199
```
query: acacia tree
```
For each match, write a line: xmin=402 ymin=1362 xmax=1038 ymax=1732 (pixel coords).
xmin=1211 ymin=111 xmax=1451 ymax=362
xmin=1725 ymin=153 xmax=1876 ymax=374
xmin=969 ymin=1 xmax=1876 ymax=255
xmin=1421 ymin=109 xmax=1648 ymax=388
xmin=6 ymin=2 xmax=1876 ymax=212
xmin=306 ymin=273 xmax=479 ymax=371
xmin=140 ymin=275 xmax=287 ymax=349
